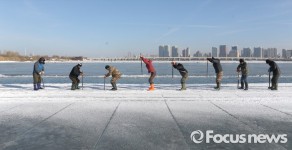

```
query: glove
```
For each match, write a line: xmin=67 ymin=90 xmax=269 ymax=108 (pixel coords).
xmin=39 ymin=71 xmax=45 ymax=75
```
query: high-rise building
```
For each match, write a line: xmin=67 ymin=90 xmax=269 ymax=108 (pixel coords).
xmin=219 ymin=45 xmax=227 ymax=57
xmin=163 ymin=45 xmax=170 ymax=57
xmin=171 ymin=46 xmax=179 ymax=57
xmin=286 ymin=50 xmax=292 ymax=59
xmin=193 ymin=51 xmax=203 ymax=57
xmin=242 ymin=48 xmax=252 ymax=57
xmin=212 ymin=47 xmax=218 ymax=57
xmin=159 ymin=45 xmax=164 ymax=57
xmin=182 ymin=47 xmax=190 ymax=57
xmin=253 ymin=47 xmax=262 ymax=58
xmin=158 ymin=45 xmax=171 ymax=57
xmin=282 ymin=49 xmax=287 ymax=59
xmin=263 ymin=48 xmax=277 ymax=58
xmin=228 ymin=46 xmax=239 ymax=57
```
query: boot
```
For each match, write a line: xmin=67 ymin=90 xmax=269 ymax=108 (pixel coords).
xmin=180 ymin=83 xmax=186 ymax=90
xmin=71 ymin=83 xmax=76 ymax=90
xmin=238 ymin=82 xmax=244 ymax=89
xmin=271 ymin=83 xmax=278 ymax=90
xmin=111 ymin=83 xmax=117 ymax=91
xmin=37 ymin=83 xmax=43 ymax=89
xmin=76 ymin=83 xmax=80 ymax=89
xmin=33 ymin=84 xmax=38 ymax=90
xmin=244 ymin=82 xmax=248 ymax=90
xmin=148 ymin=84 xmax=155 ymax=91
xmin=214 ymin=82 xmax=220 ymax=90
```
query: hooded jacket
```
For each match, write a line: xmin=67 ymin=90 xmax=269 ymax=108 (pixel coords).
xmin=141 ymin=57 xmax=155 ymax=73
xmin=173 ymin=63 xmax=188 ymax=76
xmin=69 ymin=65 xmax=82 ymax=78
xmin=266 ymin=59 xmax=281 ymax=75
xmin=237 ymin=62 xmax=248 ymax=75
xmin=208 ymin=57 xmax=223 ymax=73
xmin=105 ymin=66 xmax=122 ymax=77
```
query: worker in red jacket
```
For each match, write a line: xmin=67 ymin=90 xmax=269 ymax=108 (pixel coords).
xmin=140 ymin=55 xmax=156 ymax=91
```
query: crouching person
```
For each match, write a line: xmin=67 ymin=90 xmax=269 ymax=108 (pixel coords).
xmin=69 ymin=63 xmax=83 ymax=90
xmin=104 ymin=65 xmax=122 ymax=91
xmin=171 ymin=61 xmax=188 ymax=90
xmin=266 ymin=59 xmax=281 ymax=90
xmin=33 ymin=57 xmax=45 ymax=90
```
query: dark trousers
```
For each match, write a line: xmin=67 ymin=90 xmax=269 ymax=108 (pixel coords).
xmin=149 ymin=71 xmax=156 ymax=84
xmin=272 ymin=74 xmax=280 ymax=86
xmin=69 ymin=76 xmax=80 ymax=84
xmin=181 ymin=73 xmax=188 ymax=84
xmin=241 ymin=75 xmax=248 ymax=83
xmin=111 ymin=74 xmax=121 ymax=84
xmin=33 ymin=73 xmax=41 ymax=84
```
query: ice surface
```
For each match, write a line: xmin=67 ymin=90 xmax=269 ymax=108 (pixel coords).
xmin=0 ymin=83 xmax=291 ymax=150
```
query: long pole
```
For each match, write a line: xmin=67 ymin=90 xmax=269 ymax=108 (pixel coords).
xmin=104 ymin=78 xmax=106 ymax=90
xmin=81 ymin=74 xmax=83 ymax=90
xmin=268 ymin=71 xmax=271 ymax=88
xmin=41 ymin=75 xmax=45 ymax=89
xmin=237 ymin=72 xmax=240 ymax=89
xmin=206 ymin=60 xmax=209 ymax=77
xmin=172 ymin=59 xmax=174 ymax=78
xmin=140 ymin=53 xmax=143 ymax=75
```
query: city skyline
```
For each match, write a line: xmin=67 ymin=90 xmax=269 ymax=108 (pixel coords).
xmin=1 ymin=0 xmax=292 ymax=57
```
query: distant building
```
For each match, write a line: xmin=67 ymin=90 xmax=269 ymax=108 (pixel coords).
xmin=158 ymin=45 xmax=170 ymax=57
xmin=193 ymin=51 xmax=203 ymax=57
xmin=228 ymin=46 xmax=239 ymax=57
xmin=219 ymin=45 xmax=227 ymax=57
xmin=212 ymin=47 xmax=218 ymax=57
xmin=253 ymin=47 xmax=262 ymax=58
xmin=286 ymin=50 xmax=292 ymax=59
xmin=263 ymin=48 xmax=277 ymax=58
xmin=159 ymin=45 xmax=164 ymax=57
xmin=171 ymin=46 xmax=179 ymax=57
xmin=282 ymin=49 xmax=287 ymax=58
xmin=164 ymin=45 xmax=170 ymax=57
xmin=182 ymin=48 xmax=190 ymax=57
xmin=242 ymin=48 xmax=252 ymax=57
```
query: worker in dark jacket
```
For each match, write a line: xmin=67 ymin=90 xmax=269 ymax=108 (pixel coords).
xmin=207 ymin=57 xmax=223 ymax=90
xmin=69 ymin=63 xmax=83 ymax=90
xmin=266 ymin=59 xmax=281 ymax=90
xmin=33 ymin=57 xmax=45 ymax=90
xmin=104 ymin=65 xmax=122 ymax=91
xmin=140 ymin=55 xmax=156 ymax=91
xmin=237 ymin=59 xmax=248 ymax=90
xmin=171 ymin=61 xmax=188 ymax=90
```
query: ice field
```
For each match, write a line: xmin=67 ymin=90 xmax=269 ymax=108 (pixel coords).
xmin=0 ymin=83 xmax=292 ymax=150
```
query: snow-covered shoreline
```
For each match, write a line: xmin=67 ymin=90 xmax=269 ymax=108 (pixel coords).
xmin=1 ymin=83 xmax=292 ymax=149
xmin=1 ymin=60 xmax=292 ymax=64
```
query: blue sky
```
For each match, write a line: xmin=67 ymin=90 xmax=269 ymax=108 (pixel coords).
xmin=0 ymin=0 xmax=292 ymax=57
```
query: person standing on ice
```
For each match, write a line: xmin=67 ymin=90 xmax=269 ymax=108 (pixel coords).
xmin=237 ymin=59 xmax=248 ymax=90
xmin=266 ymin=59 xmax=281 ymax=90
xmin=140 ymin=55 xmax=156 ymax=91
xmin=33 ymin=57 xmax=45 ymax=90
xmin=104 ymin=65 xmax=122 ymax=91
xmin=171 ymin=61 xmax=188 ymax=90
xmin=207 ymin=57 xmax=223 ymax=90
xmin=69 ymin=63 xmax=83 ymax=90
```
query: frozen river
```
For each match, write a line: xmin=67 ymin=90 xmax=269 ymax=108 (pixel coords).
xmin=0 ymin=83 xmax=292 ymax=150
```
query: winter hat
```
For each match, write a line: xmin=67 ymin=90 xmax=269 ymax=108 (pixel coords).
xmin=266 ymin=59 xmax=271 ymax=64
xmin=239 ymin=59 xmax=244 ymax=63
xmin=39 ymin=57 xmax=45 ymax=64
xmin=105 ymin=65 xmax=110 ymax=69
xmin=77 ymin=63 xmax=82 ymax=67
